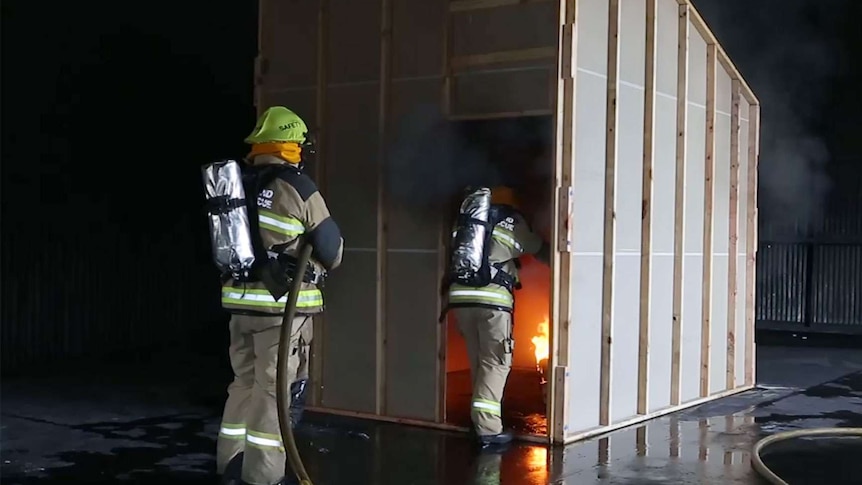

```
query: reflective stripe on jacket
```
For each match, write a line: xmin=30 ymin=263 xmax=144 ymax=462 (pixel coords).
xmin=447 ymin=209 xmax=542 ymax=312
xmin=221 ymin=154 xmax=344 ymax=316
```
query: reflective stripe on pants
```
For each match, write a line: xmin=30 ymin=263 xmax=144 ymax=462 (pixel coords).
xmin=216 ymin=314 xmax=305 ymax=484
xmin=454 ymin=307 xmax=513 ymax=436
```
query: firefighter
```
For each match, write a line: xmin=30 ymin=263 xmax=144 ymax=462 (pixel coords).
xmin=217 ymin=106 xmax=344 ymax=485
xmin=447 ymin=186 xmax=550 ymax=447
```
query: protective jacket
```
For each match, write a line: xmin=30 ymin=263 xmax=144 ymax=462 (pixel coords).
xmin=221 ymin=154 xmax=343 ymax=315
xmin=447 ymin=208 xmax=542 ymax=312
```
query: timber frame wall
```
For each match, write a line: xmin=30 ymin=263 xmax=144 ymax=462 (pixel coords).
xmin=254 ymin=0 xmax=760 ymax=445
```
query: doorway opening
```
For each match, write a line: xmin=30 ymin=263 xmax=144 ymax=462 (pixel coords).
xmin=443 ymin=115 xmax=554 ymax=438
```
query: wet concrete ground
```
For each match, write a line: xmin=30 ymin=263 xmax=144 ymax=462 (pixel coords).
xmin=2 ymin=335 xmax=861 ymax=484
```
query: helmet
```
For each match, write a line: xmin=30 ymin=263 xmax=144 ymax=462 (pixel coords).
xmin=244 ymin=106 xmax=308 ymax=144
xmin=490 ymin=186 xmax=520 ymax=210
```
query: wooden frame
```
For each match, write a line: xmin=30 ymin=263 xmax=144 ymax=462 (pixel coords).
xmin=745 ymin=103 xmax=760 ymax=386
xmin=375 ymin=0 xmax=393 ymax=416
xmin=255 ymin=0 xmax=761 ymax=447
xmin=309 ymin=0 xmax=330 ymax=408
xmin=700 ymin=43 xmax=716 ymax=398
xmin=636 ymin=0 xmax=657 ymax=417
xmin=555 ymin=0 xmax=759 ymax=444
xmin=670 ymin=1 xmax=689 ymax=407
xmin=726 ymin=80 xmax=741 ymax=389
xmin=598 ymin=0 xmax=621 ymax=427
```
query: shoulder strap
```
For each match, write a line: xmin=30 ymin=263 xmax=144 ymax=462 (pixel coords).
xmin=242 ymin=165 xmax=288 ymax=265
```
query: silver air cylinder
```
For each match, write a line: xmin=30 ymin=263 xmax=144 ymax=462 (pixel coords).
xmin=451 ymin=187 xmax=491 ymax=281
xmin=202 ymin=159 xmax=256 ymax=279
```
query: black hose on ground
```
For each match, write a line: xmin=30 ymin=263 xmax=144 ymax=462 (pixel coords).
xmin=276 ymin=243 xmax=315 ymax=485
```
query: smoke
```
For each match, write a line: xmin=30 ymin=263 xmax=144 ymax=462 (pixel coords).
xmin=694 ymin=0 xmax=842 ymax=240
xmin=386 ymin=104 xmax=502 ymax=213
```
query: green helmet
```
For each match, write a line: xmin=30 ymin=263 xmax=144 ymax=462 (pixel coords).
xmin=244 ymin=106 xmax=308 ymax=144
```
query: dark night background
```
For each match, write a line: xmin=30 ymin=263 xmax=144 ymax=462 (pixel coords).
xmin=2 ymin=0 xmax=861 ymax=375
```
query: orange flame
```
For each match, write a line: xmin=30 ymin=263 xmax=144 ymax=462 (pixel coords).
xmin=530 ymin=317 xmax=550 ymax=365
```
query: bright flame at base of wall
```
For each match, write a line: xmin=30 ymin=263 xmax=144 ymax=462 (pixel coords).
xmin=531 ymin=317 xmax=550 ymax=368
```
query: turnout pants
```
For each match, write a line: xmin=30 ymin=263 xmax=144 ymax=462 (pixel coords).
xmin=454 ymin=307 xmax=513 ymax=437
xmin=216 ymin=313 xmax=311 ymax=485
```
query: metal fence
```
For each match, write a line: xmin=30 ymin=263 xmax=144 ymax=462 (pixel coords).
xmin=757 ymin=241 xmax=862 ymax=333
xmin=0 ymin=218 xmax=225 ymax=374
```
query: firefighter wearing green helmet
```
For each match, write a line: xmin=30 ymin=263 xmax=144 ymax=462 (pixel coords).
xmin=216 ymin=106 xmax=344 ymax=485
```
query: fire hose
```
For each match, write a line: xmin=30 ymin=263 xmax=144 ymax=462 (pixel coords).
xmin=751 ymin=427 xmax=862 ymax=485
xmin=276 ymin=243 xmax=315 ymax=485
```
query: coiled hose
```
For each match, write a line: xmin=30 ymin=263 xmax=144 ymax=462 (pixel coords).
xmin=751 ymin=427 xmax=862 ymax=485
xmin=276 ymin=244 xmax=315 ymax=485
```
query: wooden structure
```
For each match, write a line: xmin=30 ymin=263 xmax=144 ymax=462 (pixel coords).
xmin=255 ymin=0 xmax=760 ymax=444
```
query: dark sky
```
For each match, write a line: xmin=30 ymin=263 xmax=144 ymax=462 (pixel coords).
xmin=695 ymin=0 xmax=862 ymax=237
xmin=2 ymin=0 xmax=256 ymax=241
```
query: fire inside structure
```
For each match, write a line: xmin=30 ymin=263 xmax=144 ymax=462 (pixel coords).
xmin=444 ymin=117 xmax=554 ymax=437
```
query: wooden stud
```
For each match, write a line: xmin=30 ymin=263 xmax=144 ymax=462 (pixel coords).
xmin=375 ymin=0 xmax=393 ymax=416
xmin=450 ymin=0 xmax=553 ymax=12
xmin=726 ymin=80 xmax=741 ymax=390
xmin=550 ymin=0 xmax=576 ymax=444
xmin=599 ymin=0 xmax=620 ymax=427
xmin=637 ymin=0 xmax=657 ymax=416
xmin=436 ymin=3 xmax=453 ymax=425
xmin=670 ymin=3 xmax=689 ymax=407
xmin=310 ymin=0 xmax=329 ymax=408
xmin=450 ymin=47 xmax=557 ymax=70
xmin=745 ymin=104 xmax=760 ymax=386
xmin=700 ymin=43 xmax=717 ymax=398
xmin=698 ymin=419 xmax=708 ymax=461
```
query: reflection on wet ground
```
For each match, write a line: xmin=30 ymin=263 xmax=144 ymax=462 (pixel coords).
xmin=2 ymin=345 xmax=861 ymax=484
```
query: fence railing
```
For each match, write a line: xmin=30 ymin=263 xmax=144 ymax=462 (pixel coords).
xmin=757 ymin=241 xmax=862 ymax=334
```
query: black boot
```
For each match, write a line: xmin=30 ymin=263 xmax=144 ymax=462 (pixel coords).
xmin=239 ymin=477 xmax=298 ymax=485
xmin=220 ymin=452 xmax=243 ymax=485
xmin=289 ymin=379 xmax=308 ymax=427
xmin=478 ymin=431 xmax=513 ymax=450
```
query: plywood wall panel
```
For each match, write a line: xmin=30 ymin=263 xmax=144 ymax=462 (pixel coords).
xmin=325 ymin=85 xmax=380 ymax=249
xmin=716 ymin=66 xmax=733 ymax=115
xmin=648 ymin=93 xmax=677 ymax=413
xmin=321 ymin=251 xmax=378 ymax=413
xmin=393 ymin=0 xmax=446 ymax=78
xmin=450 ymin=2 xmax=558 ymax=57
xmin=680 ymin=28 xmax=707 ymax=404
xmin=385 ymin=252 xmax=440 ymax=421
xmin=257 ymin=89 xmax=318 ymax=128
xmin=567 ymin=7 xmax=608 ymax=429
xmin=577 ymin=0 xmax=610 ymax=76
xmin=328 ymin=0 xmax=382 ymax=83
xmin=451 ymin=68 xmax=553 ymax=116
xmin=686 ymin=22 xmax=707 ymax=107
xmin=619 ymin=0 xmax=646 ymax=86
xmin=710 ymin=72 xmax=732 ymax=394
xmin=611 ymin=80 xmax=646 ymax=421
xmin=260 ymin=0 xmax=319 ymax=89
xmin=390 ymin=79 xmax=443 ymax=135
xmin=655 ymin=0 xmax=679 ymax=98
xmin=386 ymin=79 xmax=445 ymax=251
